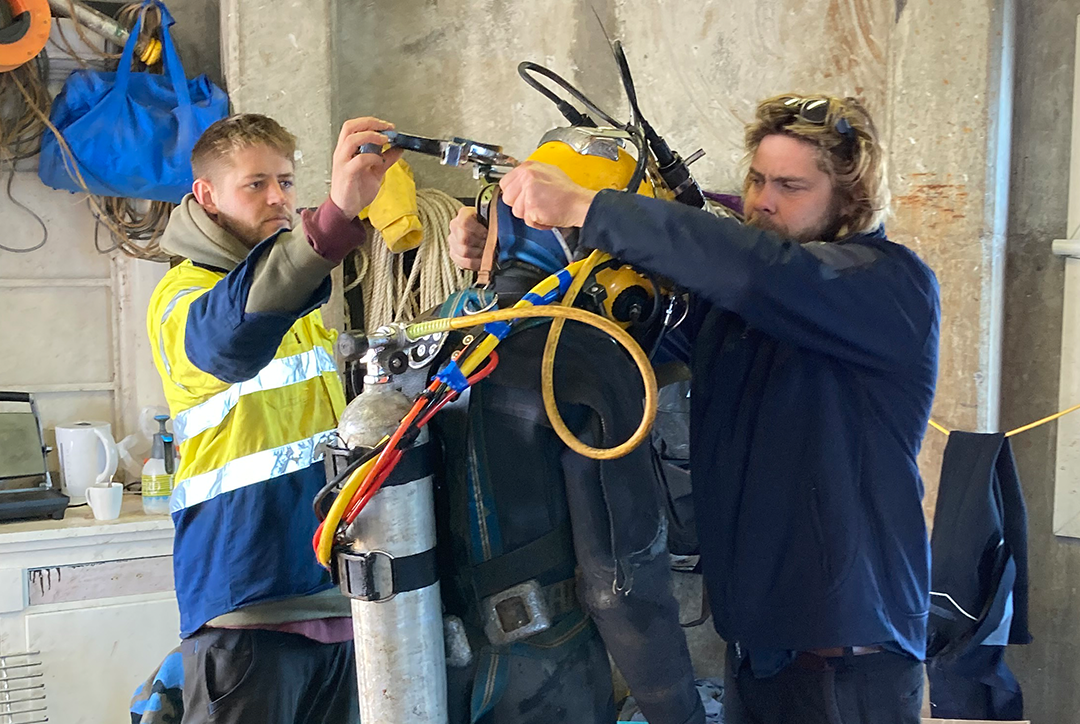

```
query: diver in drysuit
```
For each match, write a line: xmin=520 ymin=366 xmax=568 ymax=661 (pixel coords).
xmin=430 ymin=131 xmax=705 ymax=724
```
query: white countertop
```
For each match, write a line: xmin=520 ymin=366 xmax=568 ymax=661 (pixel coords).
xmin=0 ymin=494 xmax=174 ymax=552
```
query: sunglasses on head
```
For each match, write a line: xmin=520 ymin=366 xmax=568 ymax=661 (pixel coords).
xmin=781 ymin=96 xmax=856 ymax=145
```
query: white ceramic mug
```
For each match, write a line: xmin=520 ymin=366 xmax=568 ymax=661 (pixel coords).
xmin=85 ymin=481 xmax=123 ymax=521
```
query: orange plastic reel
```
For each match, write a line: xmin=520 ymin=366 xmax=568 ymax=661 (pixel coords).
xmin=0 ymin=0 xmax=51 ymax=73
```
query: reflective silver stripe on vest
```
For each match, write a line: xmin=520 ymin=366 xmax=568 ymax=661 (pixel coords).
xmin=158 ymin=287 xmax=203 ymax=391
xmin=173 ymin=347 xmax=338 ymax=443
xmin=170 ymin=428 xmax=337 ymax=513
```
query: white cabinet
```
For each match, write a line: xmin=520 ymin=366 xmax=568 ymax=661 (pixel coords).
xmin=0 ymin=497 xmax=177 ymax=723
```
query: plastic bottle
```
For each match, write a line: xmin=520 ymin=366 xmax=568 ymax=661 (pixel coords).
xmin=141 ymin=415 xmax=175 ymax=515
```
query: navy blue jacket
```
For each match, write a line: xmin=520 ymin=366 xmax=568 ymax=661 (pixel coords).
xmin=580 ymin=190 xmax=940 ymax=660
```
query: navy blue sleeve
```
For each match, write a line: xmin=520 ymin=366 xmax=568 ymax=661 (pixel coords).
xmin=580 ymin=191 xmax=940 ymax=372
xmin=184 ymin=235 xmax=332 ymax=383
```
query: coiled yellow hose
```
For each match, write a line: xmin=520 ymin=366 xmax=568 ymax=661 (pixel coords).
xmin=406 ymin=276 xmax=657 ymax=461
xmin=538 ymin=250 xmax=631 ymax=459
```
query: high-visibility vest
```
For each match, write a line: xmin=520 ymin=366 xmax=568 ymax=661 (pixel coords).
xmin=147 ymin=259 xmax=346 ymax=636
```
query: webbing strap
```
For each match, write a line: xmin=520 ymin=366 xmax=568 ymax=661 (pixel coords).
xmin=476 ymin=189 xmax=501 ymax=287
xmin=470 ymin=520 xmax=575 ymax=600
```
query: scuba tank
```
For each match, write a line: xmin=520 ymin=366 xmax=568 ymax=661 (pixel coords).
xmin=334 ymin=326 xmax=447 ymax=724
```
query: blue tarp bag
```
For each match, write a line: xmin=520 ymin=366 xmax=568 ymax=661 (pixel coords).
xmin=38 ymin=0 xmax=227 ymax=203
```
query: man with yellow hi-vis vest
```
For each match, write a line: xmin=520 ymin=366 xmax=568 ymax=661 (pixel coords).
xmin=147 ymin=113 xmax=402 ymax=724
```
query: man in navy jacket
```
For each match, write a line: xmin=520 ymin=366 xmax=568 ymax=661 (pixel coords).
xmin=449 ymin=95 xmax=940 ymax=724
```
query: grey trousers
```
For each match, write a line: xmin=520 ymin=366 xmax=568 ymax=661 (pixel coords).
xmin=180 ymin=628 xmax=358 ymax=724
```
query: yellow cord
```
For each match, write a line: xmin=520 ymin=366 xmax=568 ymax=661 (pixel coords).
xmin=1005 ymin=401 xmax=1080 ymax=438
xmin=927 ymin=419 xmax=950 ymax=436
xmin=316 ymin=456 xmax=378 ymax=567
xmin=411 ymin=303 xmax=658 ymax=461
xmin=928 ymin=401 xmax=1080 ymax=439
xmin=539 ymin=250 xmax=624 ymax=459
xmin=457 ymin=259 xmax=589 ymax=377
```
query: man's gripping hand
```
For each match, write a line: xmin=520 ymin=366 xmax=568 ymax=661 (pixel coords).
xmin=499 ymin=161 xmax=597 ymax=231
xmin=329 ymin=117 xmax=405 ymax=218
xmin=447 ymin=207 xmax=488 ymax=272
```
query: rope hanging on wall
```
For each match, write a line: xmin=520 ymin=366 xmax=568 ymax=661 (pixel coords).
xmin=349 ymin=188 xmax=473 ymax=331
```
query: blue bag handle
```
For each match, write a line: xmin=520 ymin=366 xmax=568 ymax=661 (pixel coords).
xmin=111 ymin=1 xmax=194 ymax=132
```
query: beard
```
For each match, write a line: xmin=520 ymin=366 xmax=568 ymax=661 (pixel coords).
xmin=216 ymin=213 xmax=292 ymax=249
xmin=745 ymin=197 xmax=845 ymax=243
xmin=745 ymin=213 xmax=788 ymax=237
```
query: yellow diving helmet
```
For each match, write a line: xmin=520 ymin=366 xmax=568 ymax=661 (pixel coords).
xmin=526 ymin=126 xmax=655 ymax=197
xmin=524 ymin=126 xmax=661 ymax=329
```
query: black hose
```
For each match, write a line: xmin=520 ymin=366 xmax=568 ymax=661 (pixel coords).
xmin=625 ymin=125 xmax=648 ymax=194
xmin=518 ymin=61 xmax=621 ymax=129
xmin=517 ymin=55 xmax=646 ymax=194
xmin=607 ymin=42 xmax=650 ymax=194
xmin=613 ymin=41 xmax=641 ymax=124
xmin=647 ymin=325 xmax=668 ymax=361
xmin=312 ymin=444 xmax=383 ymax=521
xmin=640 ymin=274 xmax=663 ymax=329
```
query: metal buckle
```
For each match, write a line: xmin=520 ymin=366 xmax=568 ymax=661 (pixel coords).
xmin=481 ymin=579 xmax=551 ymax=646
xmin=336 ymin=549 xmax=397 ymax=603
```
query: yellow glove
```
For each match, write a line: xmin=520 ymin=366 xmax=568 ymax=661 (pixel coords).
xmin=359 ymin=158 xmax=423 ymax=253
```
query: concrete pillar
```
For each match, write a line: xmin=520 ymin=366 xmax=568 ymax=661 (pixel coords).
xmin=888 ymin=0 xmax=1014 ymax=517
xmin=221 ymin=0 xmax=334 ymax=207
xmin=1002 ymin=1 xmax=1080 ymax=720
xmin=220 ymin=0 xmax=343 ymax=332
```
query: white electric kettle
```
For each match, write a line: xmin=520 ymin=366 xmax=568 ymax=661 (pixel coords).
xmin=55 ymin=421 xmax=119 ymax=504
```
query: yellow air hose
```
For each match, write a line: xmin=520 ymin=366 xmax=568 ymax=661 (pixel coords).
xmin=538 ymin=250 xmax=626 ymax=459
xmin=456 ymin=258 xmax=588 ymax=376
xmin=317 ymin=456 xmax=379 ymax=566
xmin=407 ymin=257 xmax=657 ymax=461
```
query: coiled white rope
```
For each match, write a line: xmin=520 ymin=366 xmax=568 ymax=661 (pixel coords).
xmin=349 ymin=188 xmax=473 ymax=330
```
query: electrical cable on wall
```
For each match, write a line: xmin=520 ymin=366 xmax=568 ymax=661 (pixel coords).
xmin=0 ymin=165 xmax=47 ymax=252
xmin=0 ymin=53 xmax=49 ymax=161
xmin=1 ymin=0 xmax=174 ymax=260
xmin=349 ymin=188 xmax=474 ymax=331
xmin=88 ymin=1 xmax=173 ymax=261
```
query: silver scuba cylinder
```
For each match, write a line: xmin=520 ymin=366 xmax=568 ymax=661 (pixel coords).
xmin=335 ymin=326 xmax=448 ymax=724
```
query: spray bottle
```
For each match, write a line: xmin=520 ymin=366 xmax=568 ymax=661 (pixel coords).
xmin=141 ymin=414 xmax=175 ymax=515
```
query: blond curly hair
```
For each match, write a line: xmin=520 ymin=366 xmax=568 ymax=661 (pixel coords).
xmin=744 ymin=95 xmax=890 ymax=238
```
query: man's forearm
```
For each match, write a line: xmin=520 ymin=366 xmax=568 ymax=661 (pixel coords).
xmin=246 ymin=198 xmax=366 ymax=314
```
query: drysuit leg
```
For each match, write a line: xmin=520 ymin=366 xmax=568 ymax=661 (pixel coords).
xmin=562 ymin=427 xmax=705 ymax=724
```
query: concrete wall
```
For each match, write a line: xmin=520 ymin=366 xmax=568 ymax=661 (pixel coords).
xmin=1001 ymin=2 xmax=1080 ymax=722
